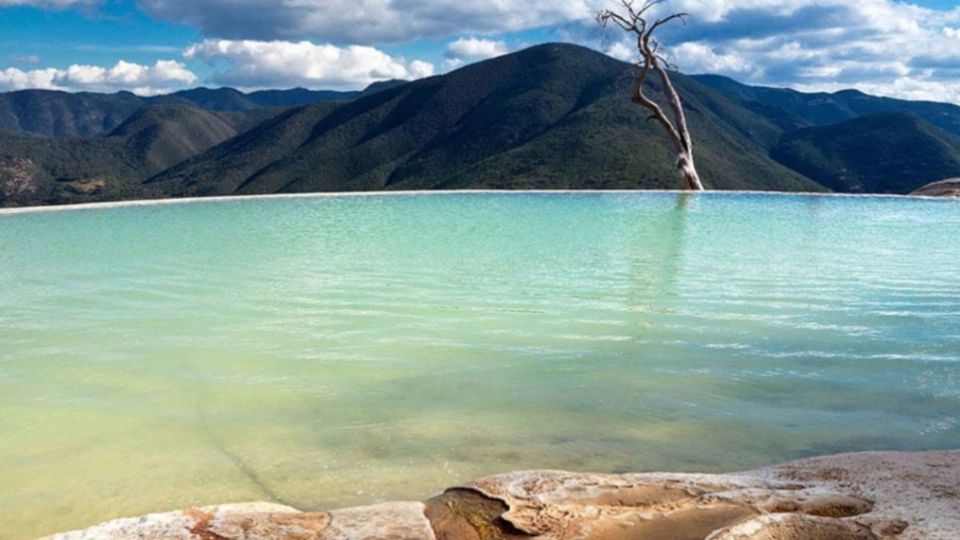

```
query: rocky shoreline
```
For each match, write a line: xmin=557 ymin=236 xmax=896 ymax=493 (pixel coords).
xmin=44 ymin=450 xmax=958 ymax=540
xmin=911 ymin=178 xmax=960 ymax=198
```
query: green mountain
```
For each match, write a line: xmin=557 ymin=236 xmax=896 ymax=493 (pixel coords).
xmin=771 ymin=113 xmax=960 ymax=194
xmin=150 ymin=43 xmax=819 ymax=197
xmin=0 ymin=102 xmax=252 ymax=206
xmin=0 ymin=84 xmax=385 ymax=137
xmin=8 ymin=43 xmax=960 ymax=208
xmin=246 ymin=88 xmax=361 ymax=108
xmin=0 ymin=133 xmax=141 ymax=206
xmin=165 ymin=83 xmax=396 ymax=110
xmin=695 ymin=74 xmax=960 ymax=140
xmin=159 ymin=87 xmax=259 ymax=112
xmin=358 ymin=80 xmax=408 ymax=95
xmin=107 ymin=103 xmax=242 ymax=175
xmin=0 ymin=89 xmax=144 ymax=137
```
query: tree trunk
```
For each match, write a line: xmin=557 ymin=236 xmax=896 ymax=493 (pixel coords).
xmin=598 ymin=1 xmax=707 ymax=192
xmin=677 ymin=153 xmax=703 ymax=191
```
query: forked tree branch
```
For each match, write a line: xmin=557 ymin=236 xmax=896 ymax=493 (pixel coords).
xmin=598 ymin=0 xmax=705 ymax=190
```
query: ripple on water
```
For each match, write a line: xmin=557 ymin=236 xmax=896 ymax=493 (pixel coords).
xmin=0 ymin=192 xmax=958 ymax=539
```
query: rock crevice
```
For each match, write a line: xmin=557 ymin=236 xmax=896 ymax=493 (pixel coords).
xmin=43 ymin=450 xmax=959 ymax=540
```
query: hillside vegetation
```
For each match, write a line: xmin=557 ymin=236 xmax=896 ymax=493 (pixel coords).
xmin=0 ymin=90 xmax=144 ymax=137
xmin=151 ymin=44 xmax=819 ymax=197
xmin=0 ymin=85 xmax=375 ymax=137
xmin=0 ymin=134 xmax=142 ymax=205
xmin=695 ymin=74 xmax=960 ymax=139
xmin=0 ymin=102 xmax=246 ymax=206
xmin=108 ymin=103 xmax=241 ymax=175
xmin=4 ymin=44 xmax=960 ymax=207
xmin=771 ymin=113 xmax=960 ymax=193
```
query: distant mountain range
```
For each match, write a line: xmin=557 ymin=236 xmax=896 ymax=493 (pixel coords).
xmin=0 ymin=81 xmax=405 ymax=138
xmin=3 ymin=43 xmax=960 ymax=207
xmin=693 ymin=75 xmax=960 ymax=139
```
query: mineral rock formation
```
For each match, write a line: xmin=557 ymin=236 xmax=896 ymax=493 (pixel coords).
xmin=44 ymin=450 xmax=959 ymax=540
xmin=911 ymin=178 xmax=960 ymax=197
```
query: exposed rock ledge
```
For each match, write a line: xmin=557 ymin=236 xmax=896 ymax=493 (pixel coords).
xmin=44 ymin=450 xmax=958 ymax=540
xmin=911 ymin=178 xmax=960 ymax=198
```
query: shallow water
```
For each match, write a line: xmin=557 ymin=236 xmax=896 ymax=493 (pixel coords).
xmin=1 ymin=192 xmax=958 ymax=538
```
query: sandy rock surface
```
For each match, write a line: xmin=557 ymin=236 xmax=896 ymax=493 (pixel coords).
xmin=43 ymin=450 xmax=959 ymax=540
xmin=911 ymin=178 xmax=960 ymax=197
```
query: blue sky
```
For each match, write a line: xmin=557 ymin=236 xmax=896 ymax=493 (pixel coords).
xmin=2 ymin=0 xmax=960 ymax=102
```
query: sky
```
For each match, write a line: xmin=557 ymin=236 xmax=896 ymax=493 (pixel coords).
xmin=1 ymin=0 xmax=960 ymax=103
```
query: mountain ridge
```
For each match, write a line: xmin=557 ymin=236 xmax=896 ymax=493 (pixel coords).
xmin=771 ymin=112 xmax=960 ymax=193
xmin=4 ymin=43 xmax=960 ymax=207
xmin=694 ymin=74 xmax=960 ymax=140
xmin=148 ymin=43 xmax=820 ymax=197
xmin=0 ymin=81 xmax=401 ymax=137
xmin=108 ymin=102 xmax=242 ymax=175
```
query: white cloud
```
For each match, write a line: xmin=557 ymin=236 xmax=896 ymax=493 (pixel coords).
xmin=671 ymin=43 xmax=751 ymax=74
xmin=184 ymin=39 xmax=435 ymax=91
xmin=592 ymin=0 xmax=960 ymax=103
xmin=7 ymin=0 xmax=960 ymax=104
xmin=0 ymin=67 xmax=58 ymax=90
xmin=604 ymin=41 xmax=635 ymax=62
xmin=0 ymin=60 xmax=197 ymax=95
xmin=138 ymin=0 xmax=605 ymax=44
xmin=443 ymin=37 xmax=509 ymax=71
xmin=446 ymin=38 xmax=508 ymax=59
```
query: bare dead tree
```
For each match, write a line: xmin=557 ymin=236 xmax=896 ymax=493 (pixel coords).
xmin=598 ymin=0 xmax=705 ymax=191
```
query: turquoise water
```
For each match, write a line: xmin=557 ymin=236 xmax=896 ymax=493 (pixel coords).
xmin=1 ymin=192 xmax=958 ymax=538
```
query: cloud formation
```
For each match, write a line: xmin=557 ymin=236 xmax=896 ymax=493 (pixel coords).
xmin=184 ymin=40 xmax=435 ymax=90
xmin=138 ymin=0 xmax=601 ymax=44
xmin=607 ymin=0 xmax=960 ymax=103
xmin=443 ymin=38 xmax=509 ymax=71
xmin=0 ymin=60 xmax=197 ymax=94
xmin=5 ymin=0 xmax=960 ymax=103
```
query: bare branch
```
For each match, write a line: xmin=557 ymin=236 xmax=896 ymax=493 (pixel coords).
xmin=621 ymin=0 xmax=640 ymax=23
xmin=636 ymin=0 xmax=664 ymax=19
xmin=633 ymin=64 xmax=683 ymax=151
xmin=597 ymin=0 xmax=704 ymax=190
xmin=655 ymin=53 xmax=677 ymax=70
xmin=649 ymin=12 xmax=688 ymax=35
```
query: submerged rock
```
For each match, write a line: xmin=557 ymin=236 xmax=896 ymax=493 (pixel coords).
xmin=43 ymin=450 xmax=959 ymax=540
xmin=911 ymin=178 xmax=960 ymax=197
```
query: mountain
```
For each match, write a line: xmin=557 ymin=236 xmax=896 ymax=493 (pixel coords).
xmin=0 ymin=102 xmax=250 ymax=206
xmin=159 ymin=87 xmax=259 ymax=112
xmin=246 ymin=88 xmax=361 ymax=108
xmin=771 ymin=113 xmax=960 ymax=194
xmin=107 ymin=103 xmax=242 ymax=175
xmin=9 ymin=43 xmax=960 ymax=208
xmin=149 ymin=43 xmax=819 ymax=197
xmin=358 ymin=80 xmax=408 ymax=95
xmin=0 ymin=82 xmax=394 ymax=137
xmin=163 ymin=82 xmax=403 ymax=111
xmin=0 ymin=89 xmax=144 ymax=137
xmin=0 ymin=133 xmax=142 ymax=206
xmin=695 ymin=74 xmax=960 ymax=140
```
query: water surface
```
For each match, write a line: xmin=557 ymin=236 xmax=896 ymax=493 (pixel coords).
xmin=1 ymin=192 xmax=958 ymax=539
